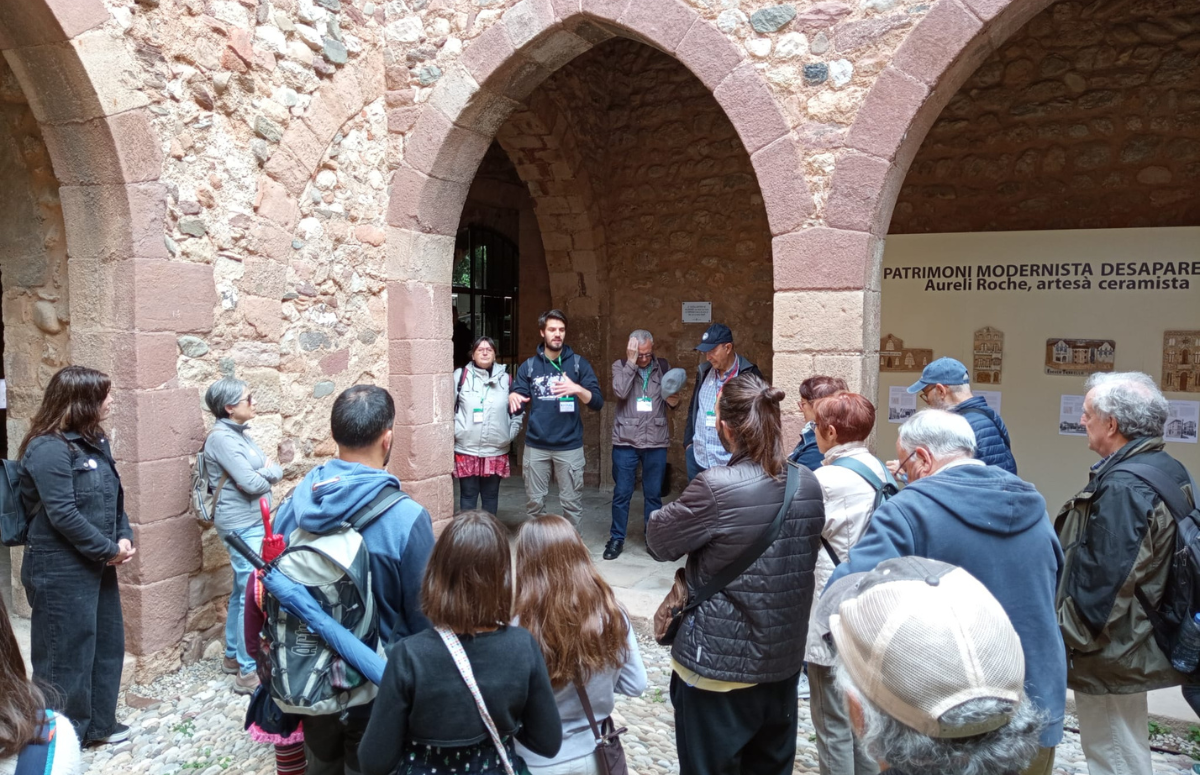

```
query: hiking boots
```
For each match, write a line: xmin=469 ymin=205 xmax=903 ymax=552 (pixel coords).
xmin=222 ymin=656 xmax=239 ymax=675
xmin=603 ymin=539 xmax=624 ymax=560
xmin=233 ymin=671 xmax=260 ymax=695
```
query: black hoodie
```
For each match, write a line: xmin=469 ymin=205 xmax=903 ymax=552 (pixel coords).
xmin=511 ymin=344 xmax=603 ymax=451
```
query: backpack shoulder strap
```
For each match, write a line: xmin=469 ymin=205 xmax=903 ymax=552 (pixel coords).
xmin=573 ymin=353 xmax=580 ymax=379
xmin=14 ymin=713 xmax=53 ymax=775
xmin=682 ymin=464 xmax=800 ymax=614
xmin=346 ymin=485 xmax=408 ymax=533
xmin=1106 ymin=461 xmax=1194 ymax=521
xmin=829 ymin=457 xmax=887 ymax=492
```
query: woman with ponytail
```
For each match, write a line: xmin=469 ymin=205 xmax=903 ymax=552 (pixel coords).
xmin=647 ymin=373 xmax=825 ymax=775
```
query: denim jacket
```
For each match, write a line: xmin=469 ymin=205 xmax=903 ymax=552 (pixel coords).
xmin=20 ymin=432 xmax=131 ymax=562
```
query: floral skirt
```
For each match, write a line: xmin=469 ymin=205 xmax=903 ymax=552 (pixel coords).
xmin=399 ymin=737 xmax=530 ymax=775
xmin=453 ymin=453 xmax=511 ymax=479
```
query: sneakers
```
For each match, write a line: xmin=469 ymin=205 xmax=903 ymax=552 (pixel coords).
xmin=233 ymin=671 xmax=259 ymax=695
xmin=88 ymin=724 xmax=130 ymax=746
xmin=221 ymin=656 xmax=239 ymax=675
xmin=798 ymin=672 xmax=811 ymax=700
xmin=603 ymin=539 xmax=624 ymax=560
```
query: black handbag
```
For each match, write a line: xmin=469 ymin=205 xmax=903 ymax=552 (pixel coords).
xmin=574 ymin=682 xmax=627 ymax=775
xmin=653 ymin=463 xmax=801 ymax=646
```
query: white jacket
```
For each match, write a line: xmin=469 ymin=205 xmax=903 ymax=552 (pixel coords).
xmin=804 ymin=441 xmax=890 ymax=665
xmin=452 ymin=363 xmax=522 ymax=458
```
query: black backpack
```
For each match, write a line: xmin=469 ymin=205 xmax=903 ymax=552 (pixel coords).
xmin=0 ymin=459 xmax=29 ymax=547
xmin=1105 ymin=460 xmax=1200 ymax=667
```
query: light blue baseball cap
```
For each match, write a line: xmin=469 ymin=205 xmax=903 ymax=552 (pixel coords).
xmin=907 ymin=357 xmax=970 ymax=394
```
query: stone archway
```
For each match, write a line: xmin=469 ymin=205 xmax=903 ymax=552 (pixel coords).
xmin=386 ymin=0 xmax=812 ymax=521
xmin=0 ymin=0 xmax=217 ymax=671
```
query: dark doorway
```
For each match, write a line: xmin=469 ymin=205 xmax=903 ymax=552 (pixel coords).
xmin=453 ymin=225 xmax=519 ymax=371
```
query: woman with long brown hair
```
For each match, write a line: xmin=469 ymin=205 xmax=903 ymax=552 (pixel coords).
xmin=0 ymin=594 xmax=82 ymax=771
xmin=19 ymin=365 xmax=134 ymax=747
xmin=514 ymin=515 xmax=646 ymax=775
xmin=647 ymin=373 xmax=825 ymax=775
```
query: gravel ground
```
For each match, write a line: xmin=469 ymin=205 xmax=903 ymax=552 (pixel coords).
xmin=81 ymin=633 xmax=1200 ymax=775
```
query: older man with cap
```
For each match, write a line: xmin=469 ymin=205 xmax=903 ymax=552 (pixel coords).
xmin=814 ymin=557 xmax=1045 ymax=775
xmin=603 ymin=330 xmax=683 ymax=560
xmin=829 ymin=409 xmax=1065 ymax=775
xmin=895 ymin=356 xmax=1016 ymax=474
xmin=684 ymin=323 xmax=762 ymax=480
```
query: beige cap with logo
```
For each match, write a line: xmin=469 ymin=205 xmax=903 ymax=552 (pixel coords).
xmin=813 ymin=556 xmax=1026 ymax=739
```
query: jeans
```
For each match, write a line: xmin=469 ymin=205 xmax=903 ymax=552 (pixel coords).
xmin=458 ymin=474 xmax=502 ymax=514
xmin=685 ymin=445 xmax=704 ymax=481
xmin=610 ymin=446 xmax=667 ymax=542
xmin=524 ymin=446 xmax=586 ymax=526
xmin=22 ymin=549 xmax=125 ymax=744
xmin=218 ymin=522 xmax=265 ymax=675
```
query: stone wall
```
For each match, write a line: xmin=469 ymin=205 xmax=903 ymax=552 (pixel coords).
xmin=0 ymin=57 xmax=72 ymax=614
xmin=891 ymin=0 xmax=1200 ymax=233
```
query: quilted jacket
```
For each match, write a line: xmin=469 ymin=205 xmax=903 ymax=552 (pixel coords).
xmin=646 ymin=455 xmax=824 ymax=684
xmin=953 ymin=396 xmax=1017 ymax=474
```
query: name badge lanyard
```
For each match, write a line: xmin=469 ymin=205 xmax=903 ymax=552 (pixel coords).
xmin=637 ymin=366 xmax=654 ymax=412
xmin=705 ymin=360 xmax=740 ymax=427
xmin=550 ymin=356 xmax=572 ymax=404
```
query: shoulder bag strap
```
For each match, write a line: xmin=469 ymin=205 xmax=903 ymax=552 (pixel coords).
xmin=574 ymin=681 xmax=604 ymax=744
xmin=681 ymin=464 xmax=801 ymax=615
xmin=437 ymin=628 xmax=516 ymax=775
xmin=14 ymin=712 xmax=53 ymax=775
xmin=829 ymin=458 xmax=887 ymax=493
xmin=345 ymin=485 xmax=407 ymax=532
xmin=454 ymin=367 xmax=470 ymax=412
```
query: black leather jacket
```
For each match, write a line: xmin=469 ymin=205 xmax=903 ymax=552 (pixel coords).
xmin=20 ymin=431 xmax=131 ymax=562
xmin=647 ymin=455 xmax=824 ymax=683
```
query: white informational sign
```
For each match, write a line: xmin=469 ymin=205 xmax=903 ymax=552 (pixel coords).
xmin=977 ymin=390 xmax=1002 ymax=415
xmin=1058 ymin=395 xmax=1087 ymax=437
xmin=0 ymin=379 xmax=6 ymax=410
xmin=888 ymin=386 xmax=917 ymax=424
xmin=1165 ymin=400 xmax=1200 ymax=444
xmin=682 ymin=302 xmax=712 ymax=324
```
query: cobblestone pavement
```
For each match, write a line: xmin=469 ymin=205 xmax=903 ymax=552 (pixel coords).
xmin=81 ymin=630 xmax=1199 ymax=775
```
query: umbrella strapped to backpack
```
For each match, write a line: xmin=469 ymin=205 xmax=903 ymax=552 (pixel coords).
xmin=259 ymin=497 xmax=286 ymax=564
xmin=224 ymin=533 xmax=386 ymax=687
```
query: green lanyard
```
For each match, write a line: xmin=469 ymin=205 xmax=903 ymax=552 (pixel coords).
xmin=641 ymin=366 xmax=652 ymax=397
xmin=549 ymin=357 xmax=564 ymax=373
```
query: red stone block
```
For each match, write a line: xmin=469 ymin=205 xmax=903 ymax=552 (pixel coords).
xmin=893 ymin=0 xmax=985 ymax=86
xmin=960 ymin=0 xmax=1011 ymax=24
xmin=132 ymin=259 xmax=217 ymax=334
xmin=618 ymin=0 xmax=698 ymax=53
xmin=320 ymin=349 xmax=350 ymax=375
xmin=40 ymin=109 xmax=163 ymax=186
xmin=824 ymin=152 xmax=894 ymax=234
xmin=390 ymin=374 xmax=454 ymax=426
xmin=387 ymin=281 xmax=452 ymax=340
xmin=461 ymin=24 xmax=517 ymax=86
xmin=387 ymin=106 xmax=421 ymax=135
xmin=772 ymin=228 xmax=878 ymax=291
xmin=751 ymin=136 xmax=816 ymax=236
xmin=392 ymin=421 xmax=455 ymax=482
xmin=109 ymin=387 xmax=207 ymax=463
xmin=263 ymin=144 xmax=312 ymax=197
xmin=676 ymin=17 xmax=744 ymax=92
xmin=844 ymin=67 xmax=930 ymax=162
xmin=398 ymin=474 xmax=453 ymax=525
xmin=302 ymin=88 xmax=353 ymax=144
xmin=119 ymin=456 xmax=194 ymax=526
xmin=59 ymin=181 xmax=169 ymax=261
xmin=385 ymin=165 xmax=426 ymax=230
xmin=256 ymin=177 xmax=301 ymax=229
xmin=388 ymin=338 xmax=454 ymax=376
xmin=241 ymin=294 xmax=283 ymax=340
xmin=713 ymin=63 xmax=789 ymax=155
xmin=549 ymin=0 xmax=582 ymax=22
xmin=416 ymin=176 xmax=471 ymax=236
xmin=124 ymin=515 xmax=202 ymax=586
xmin=250 ymin=219 xmax=294 ymax=262
xmin=73 ymin=331 xmax=178 ymax=390
xmin=120 ymin=574 xmax=190 ymax=656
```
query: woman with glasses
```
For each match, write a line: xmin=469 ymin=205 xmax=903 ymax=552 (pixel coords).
xmin=203 ymin=377 xmax=282 ymax=695
xmin=452 ymin=336 xmax=522 ymax=515
xmin=787 ymin=376 xmax=847 ymax=470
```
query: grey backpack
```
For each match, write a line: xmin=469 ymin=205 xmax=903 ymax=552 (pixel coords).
xmin=263 ymin=486 xmax=406 ymax=715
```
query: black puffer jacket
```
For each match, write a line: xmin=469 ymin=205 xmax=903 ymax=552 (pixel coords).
xmin=646 ymin=455 xmax=824 ymax=683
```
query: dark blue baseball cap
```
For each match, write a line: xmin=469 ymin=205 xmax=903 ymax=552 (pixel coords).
xmin=695 ymin=323 xmax=734 ymax=352
xmin=907 ymin=357 xmax=970 ymax=394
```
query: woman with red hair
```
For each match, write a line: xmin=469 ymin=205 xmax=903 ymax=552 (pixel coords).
xmin=804 ymin=391 xmax=895 ymax=775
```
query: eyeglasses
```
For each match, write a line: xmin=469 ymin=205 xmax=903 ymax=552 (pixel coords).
xmin=236 ymin=394 xmax=254 ymax=406
xmin=897 ymin=448 xmax=919 ymax=473
xmin=917 ymin=386 xmax=934 ymax=405
xmin=635 ymin=351 xmax=653 ymax=361
xmin=474 ymin=347 xmax=495 ymax=355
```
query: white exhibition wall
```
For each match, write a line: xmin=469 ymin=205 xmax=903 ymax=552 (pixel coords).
xmin=877 ymin=227 xmax=1200 ymax=512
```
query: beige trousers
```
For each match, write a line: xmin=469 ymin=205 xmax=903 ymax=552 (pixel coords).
xmin=1075 ymin=692 xmax=1152 ymax=775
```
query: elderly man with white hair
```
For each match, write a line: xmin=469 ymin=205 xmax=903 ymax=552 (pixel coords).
xmin=1056 ymin=372 xmax=1192 ymax=775
xmin=828 ymin=409 xmax=1065 ymax=775
xmin=814 ymin=556 xmax=1046 ymax=775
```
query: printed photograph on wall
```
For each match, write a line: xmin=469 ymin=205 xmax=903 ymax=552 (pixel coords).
xmin=973 ymin=326 xmax=1004 ymax=385
xmin=1059 ymin=395 xmax=1087 ymax=436
xmin=1045 ymin=338 xmax=1116 ymax=376
xmin=1165 ymin=400 xmax=1200 ymax=444
xmin=880 ymin=334 xmax=933 ymax=372
xmin=1162 ymin=331 xmax=1200 ymax=394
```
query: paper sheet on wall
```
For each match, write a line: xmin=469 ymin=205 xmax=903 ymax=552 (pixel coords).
xmin=888 ymin=386 xmax=917 ymax=424
xmin=0 ymin=379 xmax=7 ymax=410
xmin=1165 ymin=400 xmax=1199 ymax=444
xmin=1058 ymin=395 xmax=1086 ymax=436
xmin=977 ymin=391 xmax=1002 ymax=415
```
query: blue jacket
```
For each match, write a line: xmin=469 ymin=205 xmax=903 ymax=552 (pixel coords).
xmin=829 ymin=462 xmax=1065 ymax=747
xmin=954 ymin=396 xmax=1017 ymax=474
xmin=274 ymin=459 xmax=435 ymax=645
xmin=511 ymin=345 xmax=603 ymax=451
xmin=788 ymin=425 xmax=823 ymax=471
